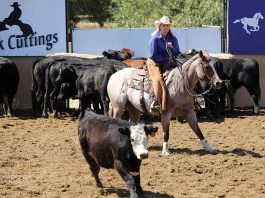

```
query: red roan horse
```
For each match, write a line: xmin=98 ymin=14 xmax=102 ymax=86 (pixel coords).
xmin=107 ymin=51 xmax=221 ymax=155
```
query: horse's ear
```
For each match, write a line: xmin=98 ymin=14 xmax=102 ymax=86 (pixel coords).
xmin=204 ymin=50 xmax=209 ymax=57
xmin=199 ymin=50 xmax=203 ymax=58
xmin=66 ymin=65 xmax=74 ymax=73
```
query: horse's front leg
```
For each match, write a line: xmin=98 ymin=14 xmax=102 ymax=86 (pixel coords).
xmin=186 ymin=111 xmax=214 ymax=153
xmin=161 ymin=113 xmax=171 ymax=155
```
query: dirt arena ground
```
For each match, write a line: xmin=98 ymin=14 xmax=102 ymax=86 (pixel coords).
xmin=1 ymin=108 xmax=265 ymax=198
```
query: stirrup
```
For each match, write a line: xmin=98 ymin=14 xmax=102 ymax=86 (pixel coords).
xmin=150 ymin=101 xmax=161 ymax=113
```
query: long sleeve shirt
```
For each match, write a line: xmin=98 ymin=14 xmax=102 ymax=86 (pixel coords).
xmin=149 ymin=31 xmax=180 ymax=64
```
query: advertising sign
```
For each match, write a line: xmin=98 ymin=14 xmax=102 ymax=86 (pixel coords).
xmin=0 ymin=0 xmax=67 ymax=56
xmin=228 ymin=0 xmax=265 ymax=54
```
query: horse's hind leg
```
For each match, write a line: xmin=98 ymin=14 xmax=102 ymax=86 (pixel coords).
xmin=161 ymin=113 xmax=172 ymax=155
xmin=112 ymin=103 xmax=126 ymax=119
xmin=126 ymin=103 xmax=141 ymax=122
xmin=185 ymin=111 xmax=214 ymax=153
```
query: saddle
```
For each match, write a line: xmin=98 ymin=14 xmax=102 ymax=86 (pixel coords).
xmin=128 ymin=67 xmax=152 ymax=92
xmin=127 ymin=65 xmax=175 ymax=114
xmin=127 ymin=66 xmax=155 ymax=113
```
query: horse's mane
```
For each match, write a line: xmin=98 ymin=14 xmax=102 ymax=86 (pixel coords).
xmin=172 ymin=54 xmax=200 ymax=77
xmin=183 ymin=55 xmax=200 ymax=72
xmin=254 ymin=12 xmax=262 ymax=19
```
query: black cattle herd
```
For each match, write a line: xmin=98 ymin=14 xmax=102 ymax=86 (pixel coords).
xmin=0 ymin=49 xmax=261 ymax=118
xmin=0 ymin=49 xmax=261 ymax=197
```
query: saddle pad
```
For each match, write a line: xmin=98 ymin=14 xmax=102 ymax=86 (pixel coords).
xmin=128 ymin=70 xmax=153 ymax=94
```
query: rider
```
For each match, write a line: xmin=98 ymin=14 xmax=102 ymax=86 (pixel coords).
xmin=147 ymin=16 xmax=180 ymax=113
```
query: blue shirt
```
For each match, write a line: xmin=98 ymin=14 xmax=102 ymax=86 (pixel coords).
xmin=149 ymin=32 xmax=180 ymax=64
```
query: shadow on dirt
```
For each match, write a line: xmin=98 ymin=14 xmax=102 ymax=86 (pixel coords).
xmin=101 ymin=187 xmax=174 ymax=198
xmin=149 ymin=145 xmax=263 ymax=158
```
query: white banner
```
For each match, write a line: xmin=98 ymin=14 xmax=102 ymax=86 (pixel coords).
xmin=72 ymin=27 xmax=221 ymax=58
xmin=0 ymin=0 xmax=67 ymax=56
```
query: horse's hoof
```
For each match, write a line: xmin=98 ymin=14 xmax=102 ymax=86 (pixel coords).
xmin=162 ymin=142 xmax=169 ymax=155
xmin=96 ymin=182 xmax=103 ymax=188
xmin=42 ymin=113 xmax=48 ymax=118
xmin=201 ymin=139 xmax=214 ymax=153
xmin=254 ymin=106 xmax=259 ymax=114
xmin=162 ymin=151 xmax=170 ymax=155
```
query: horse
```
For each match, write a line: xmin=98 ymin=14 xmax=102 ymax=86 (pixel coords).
xmin=233 ymin=12 xmax=264 ymax=35
xmin=107 ymin=50 xmax=221 ymax=155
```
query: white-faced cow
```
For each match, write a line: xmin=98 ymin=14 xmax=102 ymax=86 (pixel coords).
xmin=78 ymin=111 xmax=158 ymax=198
xmin=0 ymin=57 xmax=19 ymax=116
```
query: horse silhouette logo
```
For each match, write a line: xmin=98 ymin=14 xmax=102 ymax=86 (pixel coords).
xmin=0 ymin=2 xmax=35 ymax=37
xmin=233 ymin=12 xmax=264 ymax=35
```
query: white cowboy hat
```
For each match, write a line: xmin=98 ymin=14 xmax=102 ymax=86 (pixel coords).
xmin=155 ymin=16 xmax=171 ymax=26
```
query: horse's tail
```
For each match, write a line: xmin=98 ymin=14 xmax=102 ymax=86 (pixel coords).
xmin=233 ymin=19 xmax=241 ymax=23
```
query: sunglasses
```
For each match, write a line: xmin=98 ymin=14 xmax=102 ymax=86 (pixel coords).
xmin=161 ymin=24 xmax=170 ymax=27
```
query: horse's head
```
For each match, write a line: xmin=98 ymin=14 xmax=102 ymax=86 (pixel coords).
xmin=255 ymin=13 xmax=264 ymax=20
xmin=196 ymin=50 xmax=223 ymax=89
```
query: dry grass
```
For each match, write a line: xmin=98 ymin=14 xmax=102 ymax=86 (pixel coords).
xmin=75 ymin=20 xmax=118 ymax=28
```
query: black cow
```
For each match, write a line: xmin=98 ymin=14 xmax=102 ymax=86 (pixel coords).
xmin=55 ymin=64 xmax=104 ymax=116
xmin=32 ymin=56 xmax=104 ymax=117
xmin=78 ymin=111 xmax=158 ymax=198
xmin=31 ymin=56 xmax=71 ymax=115
xmin=58 ymin=82 xmax=102 ymax=115
xmin=102 ymin=48 xmax=134 ymax=60
xmin=206 ymin=58 xmax=261 ymax=114
xmin=195 ymin=79 xmax=228 ymax=118
xmin=217 ymin=58 xmax=261 ymax=114
xmin=54 ymin=59 xmax=128 ymax=117
xmin=75 ymin=65 xmax=116 ymax=119
xmin=194 ymin=57 xmax=227 ymax=118
xmin=57 ymin=83 xmax=77 ymax=100
xmin=197 ymin=57 xmax=261 ymax=116
xmin=0 ymin=57 xmax=19 ymax=116
xmin=32 ymin=55 xmax=128 ymax=117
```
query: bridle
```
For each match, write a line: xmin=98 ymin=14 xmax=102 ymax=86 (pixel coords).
xmin=166 ymin=47 xmax=214 ymax=97
xmin=182 ymin=58 xmax=214 ymax=97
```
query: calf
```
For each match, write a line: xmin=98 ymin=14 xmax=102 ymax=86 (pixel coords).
xmin=78 ymin=111 xmax=158 ymax=198
xmin=0 ymin=57 xmax=19 ymax=116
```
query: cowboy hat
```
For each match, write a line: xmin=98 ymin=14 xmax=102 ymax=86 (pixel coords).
xmin=155 ymin=16 xmax=171 ymax=26
xmin=11 ymin=2 xmax=21 ymax=7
